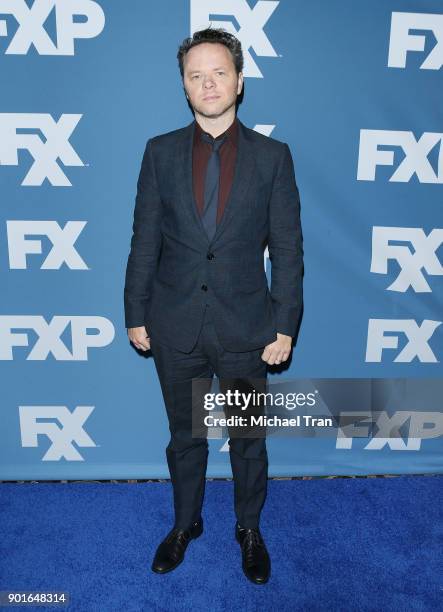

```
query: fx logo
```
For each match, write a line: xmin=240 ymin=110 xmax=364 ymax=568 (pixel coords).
xmin=336 ymin=411 xmax=443 ymax=451
xmin=366 ymin=319 xmax=441 ymax=363
xmin=357 ymin=130 xmax=443 ymax=183
xmin=0 ymin=113 xmax=84 ymax=186
xmin=0 ymin=316 xmax=115 ymax=360
xmin=253 ymin=124 xmax=275 ymax=137
xmin=388 ymin=11 xmax=443 ymax=70
xmin=191 ymin=0 xmax=279 ymax=78
xmin=6 ymin=220 xmax=88 ymax=269
xmin=0 ymin=0 xmax=105 ymax=55
xmin=19 ymin=405 xmax=96 ymax=460
xmin=371 ymin=226 xmax=443 ymax=292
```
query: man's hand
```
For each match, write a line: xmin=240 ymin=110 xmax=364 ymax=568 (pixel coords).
xmin=261 ymin=332 xmax=292 ymax=365
xmin=128 ymin=326 xmax=151 ymax=351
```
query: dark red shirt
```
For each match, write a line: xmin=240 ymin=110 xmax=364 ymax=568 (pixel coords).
xmin=192 ymin=116 xmax=238 ymax=225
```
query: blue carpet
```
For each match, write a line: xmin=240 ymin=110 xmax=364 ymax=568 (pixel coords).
xmin=0 ymin=476 xmax=441 ymax=611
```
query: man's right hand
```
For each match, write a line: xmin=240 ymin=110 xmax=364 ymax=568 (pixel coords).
xmin=127 ymin=326 xmax=151 ymax=351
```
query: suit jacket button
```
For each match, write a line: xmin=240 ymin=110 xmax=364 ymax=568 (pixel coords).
xmin=206 ymin=252 xmax=214 ymax=260
xmin=201 ymin=284 xmax=208 ymax=291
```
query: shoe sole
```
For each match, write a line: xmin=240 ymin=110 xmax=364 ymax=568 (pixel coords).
xmin=151 ymin=522 xmax=203 ymax=574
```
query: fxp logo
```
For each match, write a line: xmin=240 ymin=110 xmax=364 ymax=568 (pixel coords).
xmin=0 ymin=0 xmax=105 ymax=55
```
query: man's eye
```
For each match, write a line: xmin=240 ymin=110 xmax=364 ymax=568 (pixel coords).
xmin=192 ymin=75 xmax=200 ymax=79
xmin=217 ymin=71 xmax=224 ymax=75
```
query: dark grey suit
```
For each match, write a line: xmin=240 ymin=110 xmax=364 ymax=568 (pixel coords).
xmin=124 ymin=118 xmax=303 ymax=529
xmin=124 ymin=118 xmax=303 ymax=353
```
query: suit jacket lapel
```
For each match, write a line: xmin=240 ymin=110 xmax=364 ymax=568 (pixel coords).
xmin=177 ymin=117 xmax=256 ymax=247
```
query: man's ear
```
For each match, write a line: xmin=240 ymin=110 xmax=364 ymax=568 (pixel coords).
xmin=237 ymin=72 xmax=244 ymax=95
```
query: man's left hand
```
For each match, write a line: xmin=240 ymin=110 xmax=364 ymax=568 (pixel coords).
xmin=261 ymin=333 xmax=292 ymax=365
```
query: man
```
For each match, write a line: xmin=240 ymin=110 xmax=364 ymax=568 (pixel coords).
xmin=124 ymin=27 xmax=303 ymax=585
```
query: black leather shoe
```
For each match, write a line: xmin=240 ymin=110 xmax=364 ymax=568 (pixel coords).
xmin=235 ymin=522 xmax=271 ymax=584
xmin=151 ymin=517 xmax=203 ymax=574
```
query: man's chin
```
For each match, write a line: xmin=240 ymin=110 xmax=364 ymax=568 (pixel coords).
xmin=194 ymin=101 xmax=235 ymax=120
xmin=198 ymin=108 xmax=224 ymax=119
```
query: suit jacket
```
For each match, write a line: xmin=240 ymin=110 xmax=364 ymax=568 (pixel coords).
xmin=124 ymin=117 xmax=303 ymax=353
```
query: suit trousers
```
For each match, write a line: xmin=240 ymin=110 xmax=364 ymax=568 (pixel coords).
xmin=149 ymin=303 xmax=269 ymax=530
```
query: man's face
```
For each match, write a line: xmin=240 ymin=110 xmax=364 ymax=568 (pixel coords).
xmin=183 ymin=42 xmax=243 ymax=119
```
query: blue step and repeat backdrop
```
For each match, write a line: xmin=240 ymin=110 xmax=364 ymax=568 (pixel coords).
xmin=1 ymin=1 xmax=442 ymax=479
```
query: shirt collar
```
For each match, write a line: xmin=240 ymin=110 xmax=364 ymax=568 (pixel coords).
xmin=195 ymin=116 xmax=238 ymax=145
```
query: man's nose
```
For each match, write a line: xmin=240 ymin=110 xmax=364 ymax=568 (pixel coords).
xmin=203 ymin=77 xmax=215 ymax=88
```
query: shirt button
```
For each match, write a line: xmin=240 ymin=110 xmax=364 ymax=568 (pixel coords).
xmin=201 ymin=284 xmax=208 ymax=291
xmin=206 ymin=252 xmax=214 ymax=260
